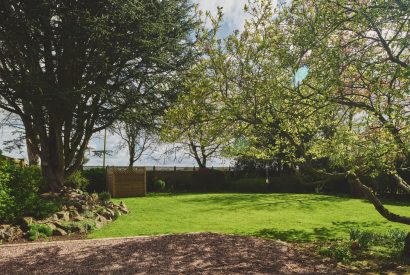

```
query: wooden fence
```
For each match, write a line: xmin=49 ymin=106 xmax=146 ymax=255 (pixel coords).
xmin=106 ymin=167 xmax=146 ymax=198
xmin=1 ymin=155 xmax=28 ymax=167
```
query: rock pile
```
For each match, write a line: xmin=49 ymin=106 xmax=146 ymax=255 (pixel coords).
xmin=0 ymin=187 xmax=128 ymax=242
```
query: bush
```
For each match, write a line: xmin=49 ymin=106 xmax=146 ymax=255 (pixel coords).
xmin=82 ymin=168 xmax=107 ymax=193
xmin=113 ymin=209 xmax=120 ymax=220
xmin=318 ymin=241 xmax=353 ymax=263
xmin=0 ymin=159 xmax=58 ymax=223
xmin=98 ymin=191 xmax=111 ymax=202
xmin=64 ymin=170 xmax=89 ymax=191
xmin=153 ymin=179 xmax=166 ymax=192
xmin=349 ymin=228 xmax=374 ymax=248
xmin=384 ymin=228 xmax=407 ymax=251
xmin=58 ymin=219 xmax=96 ymax=233
xmin=27 ymin=224 xmax=53 ymax=241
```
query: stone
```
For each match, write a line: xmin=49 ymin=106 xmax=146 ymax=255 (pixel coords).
xmin=40 ymin=192 xmax=59 ymax=199
xmin=56 ymin=211 xmax=70 ymax=221
xmin=73 ymin=216 xmax=84 ymax=222
xmin=0 ymin=226 xmax=23 ymax=242
xmin=119 ymin=201 xmax=129 ymax=214
xmin=101 ymin=208 xmax=115 ymax=220
xmin=95 ymin=215 xmax=108 ymax=229
xmin=69 ymin=209 xmax=81 ymax=219
xmin=53 ymin=228 xmax=67 ymax=236
xmin=96 ymin=215 xmax=108 ymax=224
xmin=16 ymin=217 xmax=33 ymax=231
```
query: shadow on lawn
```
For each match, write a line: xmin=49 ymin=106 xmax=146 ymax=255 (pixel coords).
xmin=177 ymin=193 xmax=351 ymax=211
xmin=0 ymin=233 xmax=343 ymax=274
xmin=253 ymin=220 xmax=387 ymax=242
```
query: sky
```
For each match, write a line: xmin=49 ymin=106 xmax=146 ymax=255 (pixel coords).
xmin=0 ymin=0 xmax=252 ymax=167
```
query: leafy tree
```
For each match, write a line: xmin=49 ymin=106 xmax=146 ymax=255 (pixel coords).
xmin=161 ymin=13 xmax=232 ymax=168
xmin=199 ymin=0 xmax=410 ymax=231
xmin=161 ymin=56 xmax=229 ymax=168
xmin=0 ymin=0 xmax=197 ymax=191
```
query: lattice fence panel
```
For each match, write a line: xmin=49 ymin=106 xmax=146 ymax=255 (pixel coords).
xmin=106 ymin=167 xmax=146 ymax=198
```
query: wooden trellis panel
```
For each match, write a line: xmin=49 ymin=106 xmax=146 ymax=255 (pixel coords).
xmin=106 ymin=167 xmax=146 ymax=198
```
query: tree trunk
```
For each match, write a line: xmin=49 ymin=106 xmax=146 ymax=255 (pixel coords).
xmin=26 ymin=137 xmax=39 ymax=166
xmin=40 ymin=122 xmax=65 ymax=192
xmin=128 ymin=143 xmax=135 ymax=168
xmin=347 ymin=173 xmax=410 ymax=225
xmin=404 ymin=233 xmax=410 ymax=259
xmin=41 ymin=164 xmax=64 ymax=192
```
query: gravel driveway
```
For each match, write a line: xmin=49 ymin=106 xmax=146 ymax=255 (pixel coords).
xmin=0 ymin=233 xmax=346 ymax=274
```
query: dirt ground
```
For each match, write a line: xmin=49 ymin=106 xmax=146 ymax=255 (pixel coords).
xmin=0 ymin=233 xmax=349 ymax=274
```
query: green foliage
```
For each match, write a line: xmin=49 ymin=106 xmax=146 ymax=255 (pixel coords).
xmin=64 ymin=171 xmax=89 ymax=191
xmin=27 ymin=224 xmax=53 ymax=241
xmin=59 ymin=219 xmax=96 ymax=233
xmin=0 ymin=159 xmax=59 ymax=223
xmin=318 ymin=242 xmax=352 ymax=263
xmin=82 ymin=168 xmax=107 ymax=193
xmin=153 ymin=179 xmax=166 ymax=192
xmin=384 ymin=229 xmax=407 ymax=252
xmin=349 ymin=228 xmax=374 ymax=248
xmin=113 ymin=209 xmax=120 ymax=220
xmin=98 ymin=192 xmax=111 ymax=202
xmin=0 ymin=0 xmax=198 ymax=191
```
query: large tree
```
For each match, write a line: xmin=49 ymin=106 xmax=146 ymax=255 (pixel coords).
xmin=0 ymin=0 xmax=197 ymax=191
xmin=161 ymin=56 xmax=229 ymax=168
xmin=196 ymin=0 xmax=410 ymax=252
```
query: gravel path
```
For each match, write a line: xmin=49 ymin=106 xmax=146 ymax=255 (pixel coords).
xmin=0 ymin=233 xmax=346 ymax=274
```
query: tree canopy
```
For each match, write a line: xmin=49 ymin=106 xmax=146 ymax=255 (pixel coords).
xmin=0 ymin=0 xmax=197 ymax=190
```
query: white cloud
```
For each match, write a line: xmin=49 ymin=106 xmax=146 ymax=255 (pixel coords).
xmin=196 ymin=0 xmax=250 ymax=34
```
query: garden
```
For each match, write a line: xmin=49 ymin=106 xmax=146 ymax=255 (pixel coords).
xmin=1 ymin=0 xmax=410 ymax=274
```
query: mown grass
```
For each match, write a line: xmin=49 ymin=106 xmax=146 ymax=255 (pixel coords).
xmin=89 ymin=193 xmax=410 ymax=241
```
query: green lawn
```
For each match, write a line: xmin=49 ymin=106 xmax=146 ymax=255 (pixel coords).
xmin=90 ymin=193 xmax=410 ymax=242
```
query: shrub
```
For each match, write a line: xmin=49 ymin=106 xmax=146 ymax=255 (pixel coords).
xmin=385 ymin=229 xmax=407 ymax=247
xmin=153 ymin=179 xmax=166 ymax=192
xmin=349 ymin=228 xmax=374 ymax=248
xmin=113 ymin=209 xmax=120 ymax=220
xmin=318 ymin=241 xmax=352 ymax=263
xmin=58 ymin=219 xmax=96 ymax=233
xmin=27 ymin=224 xmax=53 ymax=241
xmin=98 ymin=191 xmax=111 ymax=202
xmin=0 ymin=159 xmax=58 ymax=223
xmin=64 ymin=170 xmax=89 ymax=191
xmin=82 ymin=168 xmax=107 ymax=193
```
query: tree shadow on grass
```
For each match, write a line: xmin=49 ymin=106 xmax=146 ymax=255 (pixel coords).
xmin=252 ymin=221 xmax=388 ymax=242
xmin=176 ymin=193 xmax=351 ymax=212
xmin=0 ymin=233 xmax=344 ymax=274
